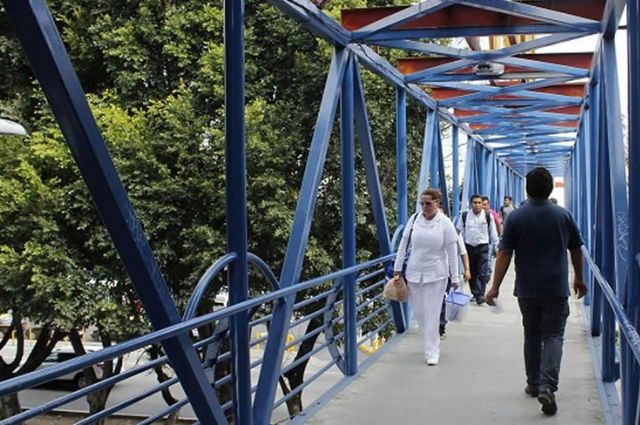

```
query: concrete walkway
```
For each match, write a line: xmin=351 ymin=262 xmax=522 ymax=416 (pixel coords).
xmin=308 ymin=268 xmax=604 ymax=425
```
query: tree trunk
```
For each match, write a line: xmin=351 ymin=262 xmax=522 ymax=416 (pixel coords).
xmin=0 ymin=393 xmax=21 ymax=422
xmin=278 ymin=314 xmax=325 ymax=418
xmin=165 ymin=409 xmax=180 ymax=425
xmin=69 ymin=329 xmax=120 ymax=425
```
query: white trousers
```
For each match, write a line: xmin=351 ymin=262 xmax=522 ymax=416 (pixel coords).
xmin=408 ymin=278 xmax=448 ymax=360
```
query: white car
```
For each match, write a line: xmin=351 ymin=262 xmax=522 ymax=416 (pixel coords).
xmin=39 ymin=349 xmax=103 ymax=389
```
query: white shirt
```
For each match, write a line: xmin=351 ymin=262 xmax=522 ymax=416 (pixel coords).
xmin=457 ymin=233 xmax=467 ymax=256
xmin=456 ymin=210 xmax=499 ymax=247
xmin=394 ymin=211 xmax=459 ymax=284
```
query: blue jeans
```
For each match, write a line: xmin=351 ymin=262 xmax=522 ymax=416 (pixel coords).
xmin=518 ymin=297 xmax=570 ymax=393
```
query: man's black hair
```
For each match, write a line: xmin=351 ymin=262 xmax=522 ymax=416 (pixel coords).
xmin=481 ymin=195 xmax=489 ymax=202
xmin=504 ymin=195 xmax=512 ymax=201
xmin=526 ymin=167 xmax=554 ymax=199
xmin=470 ymin=194 xmax=483 ymax=203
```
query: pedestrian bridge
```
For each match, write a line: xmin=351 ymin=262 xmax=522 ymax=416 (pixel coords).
xmin=0 ymin=0 xmax=639 ymax=424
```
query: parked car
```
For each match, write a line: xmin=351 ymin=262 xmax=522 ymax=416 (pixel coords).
xmin=38 ymin=349 xmax=103 ymax=389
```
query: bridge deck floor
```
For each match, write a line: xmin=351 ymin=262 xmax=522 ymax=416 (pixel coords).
xmin=308 ymin=267 xmax=604 ymax=425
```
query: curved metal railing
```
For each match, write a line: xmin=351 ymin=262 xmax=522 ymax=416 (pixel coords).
xmin=0 ymin=252 xmax=399 ymax=424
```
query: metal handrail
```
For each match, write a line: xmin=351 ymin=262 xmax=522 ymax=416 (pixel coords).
xmin=582 ymin=246 xmax=640 ymax=364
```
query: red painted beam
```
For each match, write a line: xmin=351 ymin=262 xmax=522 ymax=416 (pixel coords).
xmin=397 ymin=52 xmax=593 ymax=75
xmin=542 ymin=105 xmax=581 ymax=115
xmin=341 ymin=1 xmax=605 ymax=31
xmin=469 ymin=120 xmax=576 ymax=131
xmin=429 ymin=83 xmax=586 ymax=100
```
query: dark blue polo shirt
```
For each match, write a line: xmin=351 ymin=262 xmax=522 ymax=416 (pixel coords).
xmin=499 ymin=198 xmax=583 ymax=298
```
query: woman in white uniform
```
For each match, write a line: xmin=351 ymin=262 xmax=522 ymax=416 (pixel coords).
xmin=393 ymin=188 xmax=460 ymax=365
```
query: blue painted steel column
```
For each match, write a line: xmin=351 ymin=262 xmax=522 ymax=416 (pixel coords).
xmin=2 ymin=1 xmax=226 ymax=423
xmin=430 ymin=117 xmax=439 ymax=188
xmin=461 ymin=137 xmax=475 ymax=211
xmin=596 ymin=73 xmax=616 ymax=382
xmin=602 ymin=36 xmax=630 ymax=296
xmin=225 ymin=0 xmax=252 ymax=420
xmin=341 ymin=54 xmax=357 ymax=376
xmin=436 ymin=126 xmax=450 ymax=215
xmin=590 ymin=79 xmax=603 ymax=338
xmin=253 ymin=49 xmax=348 ymax=425
xmin=395 ymin=87 xmax=411 ymax=328
xmin=353 ymin=64 xmax=392 ymax=255
xmin=452 ymin=126 xmax=460 ymax=217
xmin=417 ymin=109 xmax=436 ymax=211
xmin=353 ymin=65 xmax=404 ymax=333
xmin=626 ymin=2 xmax=640 ymax=423
xmin=396 ymin=88 xmax=408 ymax=224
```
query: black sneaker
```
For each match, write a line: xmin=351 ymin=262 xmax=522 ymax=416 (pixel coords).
xmin=476 ymin=296 xmax=486 ymax=305
xmin=537 ymin=390 xmax=557 ymax=415
xmin=524 ymin=384 xmax=539 ymax=397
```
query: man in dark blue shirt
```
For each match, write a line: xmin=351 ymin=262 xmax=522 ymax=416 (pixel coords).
xmin=486 ymin=167 xmax=587 ymax=416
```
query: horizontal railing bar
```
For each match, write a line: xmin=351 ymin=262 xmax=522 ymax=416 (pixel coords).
xmin=0 ymin=357 xmax=169 ymax=425
xmin=583 ymin=247 xmax=640 ymax=365
xmin=357 ymin=318 xmax=394 ymax=347
xmin=0 ymin=331 xmax=223 ymax=425
xmin=288 ymin=305 xmax=333 ymax=329
xmin=137 ymin=398 xmax=190 ymax=425
xmin=75 ymin=377 xmax=180 ymax=425
xmin=356 ymin=304 xmax=390 ymax=328
xmin=355 ymin=268 xmax=385 ymax=284
xmin=250 ymin=314 xmax=273 ymax=327
xmin=272 ymin=358 xmax=339 ymax=410
xmin=0 ymin=253 xmax=395 ymax=397
xmin=355 ymin=278 xmax=385 ymax=297
xmin=280 ymin=340 xmax=333 ymax=376
xmin=293 ymin=287 xmax=337 ymax=310
xmin=284 ymin=324 xmax=329 ymax=351
xmin=356 ymin=293 xmax=385 ymax=313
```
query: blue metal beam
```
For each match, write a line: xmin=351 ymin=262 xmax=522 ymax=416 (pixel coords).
xmin=224 ymin=0 xmax=252 ymax=421
xmin=626 ymin=2 xmax=640 ymax=423
xmin=396 ymin=88 xmax=408 ymax=224
xmin=452 ymin=126 xmax=460 ymax=217
xmin=252 ymin=48 xmax=349 ymax=425
xmin=340 ymin=54 xmax=357 ymax=376
xmin=351 ymin=0 xmax=451 ymax=40
xmin=353 ymin=62 xmax=405 ymax=332
xmin=2 ymin=2 xmax=227 ymax=424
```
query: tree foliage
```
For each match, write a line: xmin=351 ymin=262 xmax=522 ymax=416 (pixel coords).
xmin=0 ymin=0 xmax=434 ymax=419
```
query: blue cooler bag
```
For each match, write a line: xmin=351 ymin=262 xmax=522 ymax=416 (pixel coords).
xmin=445 ymin=289 xmax=472 ymax=322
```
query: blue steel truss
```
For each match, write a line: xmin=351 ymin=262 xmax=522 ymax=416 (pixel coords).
xmin=0 ymin=0 xmax=638 ymax=424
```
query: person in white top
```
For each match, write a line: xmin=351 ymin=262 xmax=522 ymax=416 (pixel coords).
xmin=392 ymin=188 xmax=460 ymax=365
xmin=455 ymin=194 xmax=499 ymax=304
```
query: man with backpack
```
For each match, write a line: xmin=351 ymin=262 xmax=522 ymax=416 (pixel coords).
xmin=456 ymin=194 xmax=499 ymax=304
xmin=500 ymin=195 xmax=515 ymax=223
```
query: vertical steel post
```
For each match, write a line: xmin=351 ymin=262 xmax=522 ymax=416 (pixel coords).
xmin=396 ymin=88 xmax=408 ymax=225
xmin=461 ymin=138 xmax=475 ymax=210
xmin=2 ymin=2 xmax=226 ymax=423
xmin=225 ymin=0 xmax=252 ymax=421
xmin=596 ymin=73 xmax=616 ymax=382
xmin=626 ymin=2 xmax=640 ymax=423
xmin=353 ymin=66 xmax=404 ymax=332
xmin=417 ymin=110 xmax=436 ymax=211
xmin=436 ymin=125 xmax=450 ymax=215
xmin=590 ymin=79 xmax=603 ymax=338
xmin=430 ymin=117 xmax=439 ymax=188
xmin=341 ymin=54 xmax=357 ymax=376
xmin=452 ymin=126 xmax=460 ymax=217
xmin=253 ymin=49 xmax=348 ymax=424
